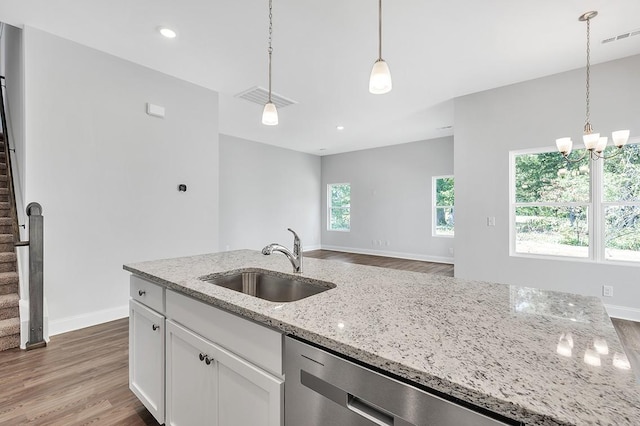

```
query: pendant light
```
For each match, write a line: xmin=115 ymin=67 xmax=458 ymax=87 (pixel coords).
xmin=556 ymin=11 xmax=630 ymax=162
xmin=262 ymin=0 xmax=278 ymax=125
xmin=369 ymin=0 xmax=392 ymax=94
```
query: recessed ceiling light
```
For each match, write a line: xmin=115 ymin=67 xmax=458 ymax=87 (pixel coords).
xmin=336 ymin=125 xmax=345 ymax=131
xmin=158 ymin=27 xmax=177 ymax=39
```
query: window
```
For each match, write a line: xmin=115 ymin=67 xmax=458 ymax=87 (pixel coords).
xmin=433 ymin=176 xmax=454 ymax=236
xmin=511 ymin=143 xmax=640 ymax=263
xmin=328 ymin=183 xmax=350 ymax=231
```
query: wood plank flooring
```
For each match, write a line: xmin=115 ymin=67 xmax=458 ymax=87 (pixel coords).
xmin=0 ymin=250 xmax=636 ymax=425
xmin=304 ymin=249 xmax=455 ymax=276
xmin=0 ymin=318 xmax=160 ymax=426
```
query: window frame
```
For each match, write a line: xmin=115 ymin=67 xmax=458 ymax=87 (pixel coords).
xmin=327 ymin=183 xmax=351 ymax=232
xmin=509 ymin=140 xmax=640 ymax=266
xmin=432 ymin=175 xmax=455 ymax=238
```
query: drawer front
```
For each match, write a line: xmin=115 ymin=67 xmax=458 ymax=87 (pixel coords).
xmin=131 ymin=275 xmax=165 ymax=313
xmin=166 ymin=290 xmax=283 ymax=377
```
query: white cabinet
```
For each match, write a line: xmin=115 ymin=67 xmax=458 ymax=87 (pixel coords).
xmin=129 ymin=299 xmax=165 ymax=424
xmin=166 ymin=320 xmax=283 ymax=426
xmin=166 ymin=320 xmax=218 ymax=426
xmin=129 ymin=275 xmax=284 ymax=426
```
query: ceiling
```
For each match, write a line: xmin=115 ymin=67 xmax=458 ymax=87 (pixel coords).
xmin=1 ymin=0 xmax=639 ymax=155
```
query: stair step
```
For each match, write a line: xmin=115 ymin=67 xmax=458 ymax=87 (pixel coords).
xmin=0 ymin=307 xmax=18 ymax=321
xmin=0 ymin=271 xmax=18 ymax=286
xmin=0 ymin=272 xmax=19 ymax=295
xmin=0 ymin=317 xmax=19 ymax=338
xmin=0 ymin=234 xmax=13 ymax=243
xmin=0 ymin=252 xmax=16 ymax=263
xmin=0 ymin=334 xmax=19 ymax=351
xmin=0 ymin=283 xmax=18 ymax=296
xmin=0 ymin=217 xmax=12 ymax=225
xmin=0 ymin=293 xmax=19 ymax=310
xmin=0 ymin=253 xmax=16 ymax=273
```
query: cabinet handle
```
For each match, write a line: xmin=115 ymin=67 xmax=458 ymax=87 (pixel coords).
xmin=205 ymin=356 xmax=212 ymax=365
xmin=152 ymin=324 xmax=160 ymax=331
xmin=199 ymin=353 xmax=205 ymax=361
xmin=138 ymin=290 xmax=146 ymax=296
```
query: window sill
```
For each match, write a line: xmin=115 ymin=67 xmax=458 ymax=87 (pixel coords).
xmin=510 ymin=252 xmax=640 ymax=267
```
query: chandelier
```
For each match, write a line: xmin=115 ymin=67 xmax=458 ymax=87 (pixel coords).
xmin=555 ymin=11 xmax=630 ymax=162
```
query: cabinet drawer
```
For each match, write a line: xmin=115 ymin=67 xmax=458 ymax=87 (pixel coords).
xmin=131 ymin=275 xmax=165 ymax=313
xmin=166 ymin=290 xmax=283 ymax=377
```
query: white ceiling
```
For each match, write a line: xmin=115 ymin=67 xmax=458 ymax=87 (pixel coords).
xmin=1 ymin=0 xmax=639 ymax=155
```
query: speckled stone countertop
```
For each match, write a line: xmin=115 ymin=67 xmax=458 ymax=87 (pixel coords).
xmin=124 ymin=250 xmax=640 ymax=425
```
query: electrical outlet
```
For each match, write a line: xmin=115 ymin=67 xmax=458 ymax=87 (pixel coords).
xmin=602 ymin=285 xmax=613 ymax=297
xmin=487 ymin=217 xmax=496 ymax=227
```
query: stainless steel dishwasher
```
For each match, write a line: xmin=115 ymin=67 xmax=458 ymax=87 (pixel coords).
xmin=285 ymin=336 xmax=512 ymax=426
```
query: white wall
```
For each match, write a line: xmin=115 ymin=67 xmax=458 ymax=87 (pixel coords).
xmin=219 ymin=134 xmax=321 ymax=251
xmin=23 ymin=27 xmax=220 ymax=334
xmin=321 ymin=137 xmax=454 ymax=262
xmin=454 ymin=54 xmax=640 ymax=320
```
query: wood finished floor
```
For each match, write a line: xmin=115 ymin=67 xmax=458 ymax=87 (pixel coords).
xmin=304 ymin=249 xmax=455 ymax=276
xmin=0 ymin=318 xmax=160 ymax=426
xmin=0 ymin=250 xmax=637 ymax=425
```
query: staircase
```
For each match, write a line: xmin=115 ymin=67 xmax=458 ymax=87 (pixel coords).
xmin=0 ymin=135 xmax=19 ymax=351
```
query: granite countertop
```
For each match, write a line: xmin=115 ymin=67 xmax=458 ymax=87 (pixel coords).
xmin=124 ymin=250 xmax=640 ymax=425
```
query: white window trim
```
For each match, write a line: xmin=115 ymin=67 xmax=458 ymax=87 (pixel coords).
xmin=327 ymin=183 xmax=350 ymax=232
xmin=509 ymin=139 xmax=640 ymax=266
xmin=432 ymin=175 xmax=454 ymax=238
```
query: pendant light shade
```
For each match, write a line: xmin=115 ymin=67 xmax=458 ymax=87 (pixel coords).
xmin=369 ymin=0 xmax=392 ymax=94
xmin=369 ymin=59 xmax=392 ymax=94
xmin=262 ymin=102 xmax=278 ymax=126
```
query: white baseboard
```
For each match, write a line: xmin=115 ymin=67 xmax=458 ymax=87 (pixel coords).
xmin=604 ymin=304 xmax=640 ymax=322
xmin=48 ymin=305 xmax=129 ymax=336
xmin=320 ymin=245 xmax=454 ymax=265
xmin=303 ymin=244 xmax=322 ymax=251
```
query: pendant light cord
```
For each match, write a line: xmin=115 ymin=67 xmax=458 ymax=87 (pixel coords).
xmin=378 ymin=0 xmax=383 ymax=60
xmin=268 ymin=0 xmax=274 ymax=103
xmin=584 ymin=16 xmax=591 ymax=131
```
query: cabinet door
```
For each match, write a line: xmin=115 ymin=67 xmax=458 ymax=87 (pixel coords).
xmin=129 ymin=300 xmax=165 ymax=424
xmin=166 ymin=320 xmax=218 ymax=426
xmin=217 ymin=344 xmax=283 ymax=426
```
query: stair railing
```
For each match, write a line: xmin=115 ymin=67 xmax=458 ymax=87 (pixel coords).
xmin=0 ymin=76 xmax=20 ymax=243
xmin=1 ymin=75 xmax=46 ymax=349
xmin=15 ymin=203 xmax=45 ymax=349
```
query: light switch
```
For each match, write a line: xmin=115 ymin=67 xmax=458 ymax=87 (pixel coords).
xmin=146 ymin=102 xmax=165 ymax=118
xmin=487 ymin=217 xmax=496 ymax=227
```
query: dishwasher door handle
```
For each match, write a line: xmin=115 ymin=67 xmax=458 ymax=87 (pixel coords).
xmin=347 ymin=395 xmax=394 ymax=426
xmin=301 ymin=369 xmax=396 ymax=425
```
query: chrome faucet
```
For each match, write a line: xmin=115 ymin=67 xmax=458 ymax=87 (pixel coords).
xmin=262 ymin=228 xmax=303 ymax=273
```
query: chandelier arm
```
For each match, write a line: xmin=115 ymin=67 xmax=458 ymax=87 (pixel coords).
xmin=594 ymin=148 xmax=623 ymax=161
xmin=563 ymin=150 xmax=590 ymax=163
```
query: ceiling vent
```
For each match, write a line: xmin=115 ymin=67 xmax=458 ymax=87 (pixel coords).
xmin=234 ymin=86 xmax=297 ymax=109
xmin=602 ymin=28 xmax=640 ymax=44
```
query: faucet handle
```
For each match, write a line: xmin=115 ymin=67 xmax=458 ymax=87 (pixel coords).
xmin=287 ymin=228 xmax=300 ymax=241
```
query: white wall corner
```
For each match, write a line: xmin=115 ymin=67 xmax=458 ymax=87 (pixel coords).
xmin=48 ymin=305 xmax=129 ymax=336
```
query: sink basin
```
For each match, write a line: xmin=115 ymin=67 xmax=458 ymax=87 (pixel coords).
xmin=201 ymin=270 xmax=335 ymax=302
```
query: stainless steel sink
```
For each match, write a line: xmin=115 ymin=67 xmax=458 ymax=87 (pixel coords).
xmin=201 ymin=270 xmax=335 ymax=302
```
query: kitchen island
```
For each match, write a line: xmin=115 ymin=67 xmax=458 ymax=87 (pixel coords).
xmin=124 ymin=250 xmax=640 ymax=425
